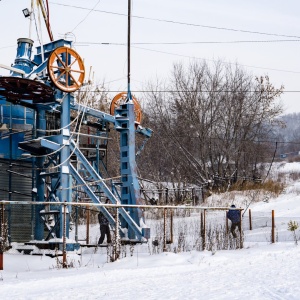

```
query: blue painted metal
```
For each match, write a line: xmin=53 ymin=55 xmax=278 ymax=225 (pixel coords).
xmin=56 ymin=91 xmax=71 ymax=238
xmin=69 ymin=141 xmax=143 ymax=239
xmin=34 ymin=108 xmax=46 ymax=240
xmin=0 ymin=36 xmax=152 ymax=247
xmin=12 ymin=38 xmax=35 ymax=76
xmin=115 ymin=102 xmax=143 ymax=239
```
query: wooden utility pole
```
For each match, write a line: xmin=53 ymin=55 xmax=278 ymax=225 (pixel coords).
xmin=271 ymin=210 xmax=275 ymax=243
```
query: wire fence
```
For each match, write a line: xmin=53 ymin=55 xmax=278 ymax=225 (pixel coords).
xmin=1 ymin=201 xmax=299 ymax=256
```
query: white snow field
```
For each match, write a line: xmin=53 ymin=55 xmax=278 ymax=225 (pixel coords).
xmin=1 ymin=162 xmax=300 ymax=299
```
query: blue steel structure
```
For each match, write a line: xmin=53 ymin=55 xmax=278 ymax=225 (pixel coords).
xmin=0 ymin=38 xmax=152 ymax=249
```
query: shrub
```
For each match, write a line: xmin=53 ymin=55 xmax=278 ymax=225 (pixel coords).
xmin=287 ymin=220 xmax=299 ymax=245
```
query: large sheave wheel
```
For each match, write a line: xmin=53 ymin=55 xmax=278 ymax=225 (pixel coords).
xmin=48 ymin=46 xmax=85 ymax=92
xmin=110 ymin=92 xmax=142 ymax=124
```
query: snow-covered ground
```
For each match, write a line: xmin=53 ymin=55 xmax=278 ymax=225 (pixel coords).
xmin=1 ymin=162 xmax=300 ymax=299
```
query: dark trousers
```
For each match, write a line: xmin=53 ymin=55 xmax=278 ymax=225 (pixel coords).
xmin=98 ymin=224 xmax=111 ymax=244
xmin=230 ymin=222 xmax=241 ymax=238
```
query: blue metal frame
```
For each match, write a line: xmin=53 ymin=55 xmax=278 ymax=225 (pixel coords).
xmin=0 ymin=37 xmax=152 ymax=246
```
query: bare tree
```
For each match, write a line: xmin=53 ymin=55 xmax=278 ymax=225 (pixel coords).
xmin=141 ymin=61 xmax=284 ymax=191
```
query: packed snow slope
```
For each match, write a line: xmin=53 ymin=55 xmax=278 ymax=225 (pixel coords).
xmin=1 ymin=162 xmax=300 ymax=299
xmin=1 ymin=243 xmax=300 ymax=300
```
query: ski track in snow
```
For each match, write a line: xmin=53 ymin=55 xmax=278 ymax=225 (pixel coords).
xmin=0 ymin=243 xmax=300 ymax=299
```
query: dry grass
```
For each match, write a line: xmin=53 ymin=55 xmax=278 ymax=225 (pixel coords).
xmin=229 ymin=180 xmax=284 ymax=197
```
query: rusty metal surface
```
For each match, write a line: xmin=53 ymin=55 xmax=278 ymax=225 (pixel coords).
xmin=0 ymin=77 xmax=54 ymax=104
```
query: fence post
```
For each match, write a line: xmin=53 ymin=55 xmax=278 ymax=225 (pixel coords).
xmin=249 ymin=209 xmax=252 ymax=230
xmin=113 ymin=207 xmax=120 ymax=261
xmin=63 ymin=202 xmax=67 ymax=268
xmin=165 ymin=188 xmax=169 ymax=205
xmin=239 ymin=210 xmax=243 ymax=249
xmin=86 ymin=206 xmax=90 ymax=244
xmin=0 ymin=202 xmax=4 ymax=270
xmin=201 ymin=188 xmax=205 ymax=204
xmin=170 ymin=210 xmax=173 ymax=244
xmin=192 ymin=188 xmax=195 ymax=206
xmin=163 ymin=208 xmax=167 ymax=252
xmin=201 ymin=209 xmax=206 ymax=250
xmin=226 ymin=211 xmax=228 ymax=234
xmin=271 ymin=210 xmax=275 ymax=243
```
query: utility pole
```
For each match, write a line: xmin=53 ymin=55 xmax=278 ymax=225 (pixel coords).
xmin=127 ymin=0 xmax=131 ymax=101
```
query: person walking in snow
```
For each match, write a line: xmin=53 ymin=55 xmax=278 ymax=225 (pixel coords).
xmin=98 ymin=201 xmax=112 ymax=245
xmin=227 ymin=204 xmax=241 ymax=238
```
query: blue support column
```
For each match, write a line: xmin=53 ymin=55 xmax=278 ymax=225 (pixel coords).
xmin=35 ymin=108 xmax=46 ymax=240
xmin=57 ymin=93 xmax=71 ymax=238
xmin=115 ymin=101 xmax=146 ymax=239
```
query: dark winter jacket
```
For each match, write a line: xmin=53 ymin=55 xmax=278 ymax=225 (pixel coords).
xmin=98 ymin=212 xmax=109 ymax=225
xmin=227 ymin=209 xmax=241 ymax=223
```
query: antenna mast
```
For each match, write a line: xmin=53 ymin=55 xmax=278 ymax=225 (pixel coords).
xmin=127 ymin=0 xmax=132 ymax=101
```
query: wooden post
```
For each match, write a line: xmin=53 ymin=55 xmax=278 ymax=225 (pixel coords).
xmin=200 ymin=210 xmax=203 ymax=247
xmin=62 ymin=202 xmax=67 ymax=268
xmin=192 ymin=188 xmax=195 ymax=206
xmin=170 ymin=209 xmax=173 ymax=244
xmin=226 ymin=211 xmax=229 ymax=234
xmin=163 ymin=208 xmax=167 ymax=252
xmin=249 ymin=209 xmax=252 ymax=230
xmin=86 ymin=206 xmax=90 ymax=244
xmin=114 ymin=207 xmax=120 ymax=261
xmin=239 ymin=210 xmax=243 ymax=249
xmin=201 ymin=209 xmax=206 ymax=250
xmin=165 ymin=188 xmax=169 ymax=205
xmin=271 ymin=210 xmax=275 ymax=243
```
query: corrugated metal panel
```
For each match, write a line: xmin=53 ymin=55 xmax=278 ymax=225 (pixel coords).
xmin=0 ymin=161 xmax=9 ymax=200
xmin=0 ymin=160 xmax=33 ymax=242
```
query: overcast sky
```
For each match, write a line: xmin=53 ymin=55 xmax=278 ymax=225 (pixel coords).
xmin=1 ymin=0 xmax=300 ymax=114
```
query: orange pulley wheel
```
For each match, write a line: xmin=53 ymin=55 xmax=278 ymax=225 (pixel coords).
xmin=47 ymin=46 xmax=85 ymax=92
xmin=110 ymin=92 xmax=142 ymax=124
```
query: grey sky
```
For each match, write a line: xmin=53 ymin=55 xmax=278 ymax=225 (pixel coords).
xmin=1 ymin=0 xmax=299 ymax=113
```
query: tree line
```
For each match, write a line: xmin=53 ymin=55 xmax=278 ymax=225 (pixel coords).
xmin=137 ymin=61 xmax=284 ymax=190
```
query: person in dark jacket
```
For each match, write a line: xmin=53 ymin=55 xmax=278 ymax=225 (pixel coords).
xmin=98 ymin=203 xmax=112 ymax=245
xmin=227 ymin=204 xmax=241 ymax=238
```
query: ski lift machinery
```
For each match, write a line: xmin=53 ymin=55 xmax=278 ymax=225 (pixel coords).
xmin=0 ymin=4 xmax=152 ymax=250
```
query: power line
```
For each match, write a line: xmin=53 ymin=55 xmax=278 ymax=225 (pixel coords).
xmin=149 ymin=135 xmax=300 ymax=145
xmin=74 ymin=41 xmax=300 ymax=75
xmin=0 ymin=45 xmax=15 ymax=50
xmin=71 ymin=0 xmax=101 ymax=33
xmin=75 ymin=41 xmax=300 ymax=75
xmin=49 ymin=2 xmax=300 ymax=39
xmin=76 ymin=39 xmax=300 ymax=46
xmin=131 ymin=46 xmax=300 ymax=74
xmin=82 ymin=90 xmax=298 ymax=93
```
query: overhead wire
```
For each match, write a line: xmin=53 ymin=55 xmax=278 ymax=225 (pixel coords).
xmin=0 ymin=45 xmax=15 ymax=50
xmin=23 ymin=86 xmax=90 ymax=162
xmin=131 ymin=46 xmax=300 ymax=74
xmin=71 ymin=89 xmax=300 ymax=93
xmin=72 ymin=41 xmax=300 ymax=75
xmin=46 ymin=2 xmax=300 ymax=77
xmin=75 ymin=39 xmax=300 ymax=46
xmin=71 ymin=0 xmax=101 ymax=33
xmin=49 ymin=2 xmax=300 ymax=39
xmin=42 ymin=73 xmax=104 ymax=170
